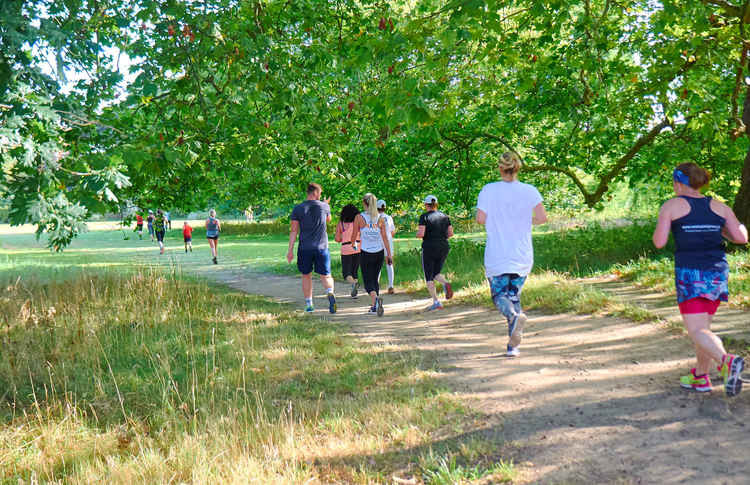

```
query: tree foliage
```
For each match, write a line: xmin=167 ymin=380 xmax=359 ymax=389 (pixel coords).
xmin=6 ymin=0 xmax=750 ymax=249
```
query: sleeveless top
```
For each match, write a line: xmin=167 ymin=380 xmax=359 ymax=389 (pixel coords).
xmin=359 ymin=213 xmax=384 ymax=253
xmin=339 ymin=222 xmax=360 ymax=256
xmin=206 ymin=217 xmax=219 ymax=237
xmin=153 ymin=215 xmax=165 ymax=232
xmin=670 ymin=196 xmax=727 ymax=271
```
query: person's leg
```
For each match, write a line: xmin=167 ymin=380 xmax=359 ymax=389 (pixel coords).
xmin=422 ymin=249 xmax=438 ymax=303
xmin=360 ymin=252 xmax=377 ymax=308
xmin=297 ymin=249 xmax=315 ymax=310
xmin=302 ymin=273 xmax=313 ymax=299
xmin=315 ymin=249 xmax=336 ymax=313
xmin=386 ymin=241 xmax=395 ymax=291
xmin=682 ymin=312 xmax=726 ymax=365
xmin=214 ymin=238 xmax=219 ymax=258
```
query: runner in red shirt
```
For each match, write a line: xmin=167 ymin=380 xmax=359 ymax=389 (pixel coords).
xmin=135 ymin=213 xmax=144 ymax=239
xmin=183 ymin=221 xmax=193 ymax=253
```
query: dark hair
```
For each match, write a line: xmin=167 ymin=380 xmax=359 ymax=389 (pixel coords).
xmin=676 ymin=162 xmax=710 ymax=189
xmin=307 ymin=182 xmax=322 ymax=195
xmin=340 ymin=204 xmax=360 ymax=223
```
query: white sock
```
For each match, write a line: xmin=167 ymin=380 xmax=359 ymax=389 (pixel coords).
xmin=305 ymin=298 xmax=313 ymax=306
xmin=325 ymin=287 xmax=333 ymax=294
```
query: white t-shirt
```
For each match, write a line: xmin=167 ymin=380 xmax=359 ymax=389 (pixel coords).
xmin=477 ymin=180 xmax=543 ymax=277
xmin=381 ymin=214 xmax=395 ymax=241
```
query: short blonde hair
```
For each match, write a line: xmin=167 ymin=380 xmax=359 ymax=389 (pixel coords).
xmin=209 ymin=209 xmax=216 ymax=218
xmin=499 ymin=151 xmax=522 ymax=176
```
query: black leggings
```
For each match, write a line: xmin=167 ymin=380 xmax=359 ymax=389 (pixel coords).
xmin=341 ymin=253 xmax=360 ymax=280
xmin=360 ymin=250 xmax=384 ymax=295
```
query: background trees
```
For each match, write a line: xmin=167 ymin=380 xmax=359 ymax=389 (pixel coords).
xmin=4 ymin=0 xmax=750 ymax=248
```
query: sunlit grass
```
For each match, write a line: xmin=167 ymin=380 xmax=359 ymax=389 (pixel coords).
xmin=0 ymin=267 xmax=513 ymax=483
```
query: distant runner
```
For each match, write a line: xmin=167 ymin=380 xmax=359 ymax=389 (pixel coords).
xmin=287 ymin=183 xmax=336 ymax=314
xmin=351 ymin=193 xmax=391 ymax=316
xmin=135 ymin=213 xmax=144 ymax=239
xmin=154 ymin=209 xmax=167 ymax=255
xmin=653 ymin=162 xmax=748 ymax=396
xmin=183 ymin=221 xmax=193 ymax=253
xmin=206 ymin=209 xmax=221 ymax=264
xmin=377 ymin=199 xmax=397 ymax=294
xmin=147 ymin=210 xmax=155 ymax=242
xmin=334 ymin=203 xmax=361 ymax=298
xmin=417 ymin=195 xmax=454 ymax=311
xmin=476 ymin=152 xmax=547 ymax=357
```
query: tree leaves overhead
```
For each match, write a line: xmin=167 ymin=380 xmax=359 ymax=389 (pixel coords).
xmin=6 ymin=0 xmax=750 ymax=248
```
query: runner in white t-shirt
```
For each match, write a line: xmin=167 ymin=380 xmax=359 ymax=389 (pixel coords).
xmin=377 ymin=199 xmax=397 ymax=294
xmin=476 ymin=151 xmax=547 ymax=357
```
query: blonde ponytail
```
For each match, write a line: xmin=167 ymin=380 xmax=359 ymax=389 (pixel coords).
xmin=363 ymin=193 xmax=379 ymax=221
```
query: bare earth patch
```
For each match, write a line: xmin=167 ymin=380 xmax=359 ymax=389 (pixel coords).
xmin=190 ymin=257 xmax=750 ymax=484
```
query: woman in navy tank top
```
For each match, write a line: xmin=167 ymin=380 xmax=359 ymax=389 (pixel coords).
xmin=653 ymin=162 xmax=748 ymax=396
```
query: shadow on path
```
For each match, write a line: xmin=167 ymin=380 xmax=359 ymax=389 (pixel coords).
xmin=175 ymin=253 xmax=750 ymax=484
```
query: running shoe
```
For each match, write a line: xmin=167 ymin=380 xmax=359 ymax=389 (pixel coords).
xmin=680 ymin=368 xmax=712 ymax=392
xmin=213 ymin=257 xmax=218 ymax=264
xmin=508 ymin=313 xmax=527 ymax=348
xmin=367 ymin=305 xmax=378 ymax=315
xmin=388 ymin=287 xmax=395 ymax=295
xmin=444 ymin=282 xmax=453 ymax=300
xmin=425 ymin=301 xmax=444 ymax=311
xmin=506 ymin=345 xmax=520 ymax=357
xmin=328 ymin=293 xmax=337 ymax=314
xmin=718 ymin=354 xmax=745 ymax=397
xmin=351 ymin=282 xmax=359 ymax=298
xmin=376 ymin=297 xmax=384 ymax=317
xmin=304 ymin=305 xmax=314 ymax=313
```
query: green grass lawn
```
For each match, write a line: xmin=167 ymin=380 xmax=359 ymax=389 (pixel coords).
xmin=0 ymin=225 xmax=516 ymax=484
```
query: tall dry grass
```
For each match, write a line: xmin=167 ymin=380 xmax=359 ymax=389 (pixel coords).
xmin=0 ymin=268 xmax=513 ymax=484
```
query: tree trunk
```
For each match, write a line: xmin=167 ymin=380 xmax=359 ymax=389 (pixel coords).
xmin=733 ymin=84 xmax=750 ymax=225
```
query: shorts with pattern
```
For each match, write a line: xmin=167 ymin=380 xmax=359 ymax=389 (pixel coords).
xmin=674 ymin=266 xmax=728 ymax=304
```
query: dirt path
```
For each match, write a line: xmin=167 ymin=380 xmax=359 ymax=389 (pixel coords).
xmin=183 ymin=255 xmax=750 ymax=484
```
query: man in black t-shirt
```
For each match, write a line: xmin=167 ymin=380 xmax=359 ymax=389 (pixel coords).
xmin=416 ymin=195 xmax=454 ymax=311
xmin=287 ymin=183 xmax=337 ymax=314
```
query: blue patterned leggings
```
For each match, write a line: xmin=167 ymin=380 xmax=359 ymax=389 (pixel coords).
xmin=489 ymin=274 xmax=527 ymax=332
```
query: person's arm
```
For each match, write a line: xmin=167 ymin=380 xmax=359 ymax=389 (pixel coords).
xmin=334 ymin=222 xmax=343 ymax=243
xmin=446 ymin=224 xmax=454 ymax=238
xmin=416 ymin=225 xmax=426 ymax=238
xmin=205 ymin=219 xmax=209 ymax=229
xmin=324 ymin=197 xmax=332 ymax=223
xmin=350 ymin=215 xmax=362 ymax=245
xmin=532 ymin=203 xmax=548 ymax=225
xmin=652 ymin=202 xmax=673 ymax=249
xmin=287 ymin=220 xmax=300 ymax=263
xmin=217 ymin=219 xmax=221 ymax=232
xmin=476 ymin=209 xmax=487 ymax=225
xmin=719 ymin=204 xmax=749 ymax=244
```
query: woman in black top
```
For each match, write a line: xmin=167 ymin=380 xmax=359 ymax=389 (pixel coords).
xmin=416 ymin=195 xmax=454 ymax=311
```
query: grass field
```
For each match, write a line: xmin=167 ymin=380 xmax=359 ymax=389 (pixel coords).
xmin=0 ymin=225 xmax=516 ymax=484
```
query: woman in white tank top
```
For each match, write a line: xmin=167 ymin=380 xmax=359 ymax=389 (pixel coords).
xmin=351 ymin=193 xmax=392 ymax=316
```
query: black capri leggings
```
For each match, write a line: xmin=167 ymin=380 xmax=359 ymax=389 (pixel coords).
xmin=360 ymin=250 xmax=384 ymax=295
xmin=341 ymin=253 xmax=360 ymax=280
